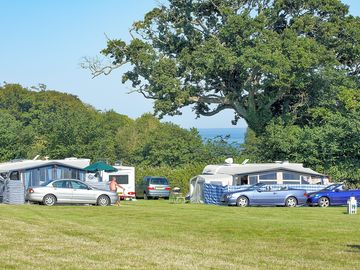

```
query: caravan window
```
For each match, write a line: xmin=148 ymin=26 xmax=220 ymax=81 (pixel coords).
xmin=283 ymin=172 xmax=301 ymax=180
xmin=301 ymin=175 xmax=310 ymax=184
xmin=249 ymin=175 xmax=258 ymax=184
xmin=10 ymin=171 xmax=20 ymax=180
xmin=259 ymin=172 xmax=277 ymax=180
xmin=109 ymin=175 xmax=129 ymax=185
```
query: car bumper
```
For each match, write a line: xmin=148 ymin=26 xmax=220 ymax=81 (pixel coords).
xmin=26 ymin=193 xmax=44 ymax=202
xmin=220 ymin=195 xmax=237 ymax=205
xmin=307 ymin=197 xmax=319 ymax=206
xmin=148 ymin=191 xmax=170 ymax=198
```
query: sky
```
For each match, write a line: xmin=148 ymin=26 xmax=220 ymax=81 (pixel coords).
xmin=0 ymin=0 xmax=359 ymax=129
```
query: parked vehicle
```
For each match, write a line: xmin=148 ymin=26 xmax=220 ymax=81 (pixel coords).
xmin=26 ymin=179 xmax=118 ymax=206
xmin=136 ymin=176 xmax=171 ymax=199
xmin=307 ymin=183 xmax=360 ymax=207
xmin=86 ymin=165 xmax=136 ymax=200
xmin=221 ymin=183 xmax=308 ymax=207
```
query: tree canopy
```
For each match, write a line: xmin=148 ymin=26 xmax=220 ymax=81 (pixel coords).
xmin=242 ymin=85 xmax=360 ymax=181
xmin=85 ymin=0 xmax=360 ymax=134
xmin=0 ymin=83 xmax=237 ymax=167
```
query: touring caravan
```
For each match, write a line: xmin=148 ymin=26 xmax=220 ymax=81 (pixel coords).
xmin=189 ymin=160 xmax=329 ymax=203
xmin=85 ymin=166 xmax=136 ymax=200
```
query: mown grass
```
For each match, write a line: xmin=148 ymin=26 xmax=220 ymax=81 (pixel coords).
xmin=0 ymin=201 xmax=359 ymax=270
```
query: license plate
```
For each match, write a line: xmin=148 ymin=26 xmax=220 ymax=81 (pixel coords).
xmin=155 ymin=187 xmax=164 ymax=190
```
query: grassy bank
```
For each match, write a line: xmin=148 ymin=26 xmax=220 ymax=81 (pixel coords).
xmin=0 ymin=201 xmax=359 ymax=270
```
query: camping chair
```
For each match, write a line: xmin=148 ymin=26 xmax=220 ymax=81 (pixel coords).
xmin=169 ymin=187 xmax=185 ymax=204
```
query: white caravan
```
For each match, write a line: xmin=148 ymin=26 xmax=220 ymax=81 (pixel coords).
xmin=85 ymin=166 xmax=136 ymax=200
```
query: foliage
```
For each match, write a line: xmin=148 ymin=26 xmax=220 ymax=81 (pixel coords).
xmin=115 ymin=114 xmax=207 ymax=166
xmin=204 ymin=135 xmax=241 ymax=159
xmin=90 ymin=0 xmax=360 ymax=134
xmin=0 ymin=111 xmax=33 ymax=160
xmin=0 ymin=84 xmax=236 ymax=168
xmin=242 ymin=86 xmax=360 ymax=181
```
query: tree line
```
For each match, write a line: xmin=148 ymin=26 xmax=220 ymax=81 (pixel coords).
xmin=0 ymin=83 xmax=238 ymax=165
xmin=0 ymin=83 xmax=358 ymax=187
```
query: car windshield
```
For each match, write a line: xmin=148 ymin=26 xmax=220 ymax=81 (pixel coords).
xmin=246 ymin=183 xmax=265 ymax=191
xmin=321 ymin=183 xmax=342 ymax=191
xmin=150 ymin=178 xmax=168 ymax=185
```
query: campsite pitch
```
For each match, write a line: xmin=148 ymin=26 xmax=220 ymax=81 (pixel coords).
xmin=0 ymin=201 xmax=359 ymax=270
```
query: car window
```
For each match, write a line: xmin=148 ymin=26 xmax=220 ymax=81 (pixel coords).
xmin=150 ymin=178 xmax=168 ymax=185
xmin=53 ymin=181 xmax=71 ymax=189
xmin=322 ymin=184 xmax=343 ymax=191
xmin=71 ymin=181 xmax=89 ymax=190
xmin=247 ymin=183 xmax=265 ymax=191
xmin=258 ymin=185 xmax=272 ymax=192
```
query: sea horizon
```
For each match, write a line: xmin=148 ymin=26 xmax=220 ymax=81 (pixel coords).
xmin=198 ymin=127 xmax=247 ymax=145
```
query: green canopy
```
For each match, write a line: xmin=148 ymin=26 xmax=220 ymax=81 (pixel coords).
xmin=83 ymin=161 xmax=118 ymax=172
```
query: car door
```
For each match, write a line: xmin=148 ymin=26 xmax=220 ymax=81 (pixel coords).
xmin=268 ymin=186 xmax=286 ymax=205
xmin=349 ymin=190 xmax=360 ymax=203
xmin=332 ymin=189 xmax=353 ymax=205
xmin=70 ymin=180 xmax=96 ymax=203
xmin=253 ymin=185 xmax=277 ymax=205
xmin=52 ymin=180 xmax=73 ymax=203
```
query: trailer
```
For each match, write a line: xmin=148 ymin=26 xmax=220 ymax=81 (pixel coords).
xmin=85 ymin=166 xmax=136 ymax=200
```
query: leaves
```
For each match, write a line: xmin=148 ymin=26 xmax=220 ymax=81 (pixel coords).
xmin=94 ymin=0 xmax=360 ymax=134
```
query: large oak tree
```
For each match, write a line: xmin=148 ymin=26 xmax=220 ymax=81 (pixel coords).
xmin=85 ymin=0 xmax=360 ymax=134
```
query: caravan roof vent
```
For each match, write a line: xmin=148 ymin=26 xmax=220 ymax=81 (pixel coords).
xmin=224 ymin=158 xmax=233 ymax=165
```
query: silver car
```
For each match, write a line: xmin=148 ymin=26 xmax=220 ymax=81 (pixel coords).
xmin=221 ymin=183 xmax=308 ymax=207
xmin=26 ymin=179 xmax=118 ymax=206
xmin=136 ymin=176 xmax=171 ymax=199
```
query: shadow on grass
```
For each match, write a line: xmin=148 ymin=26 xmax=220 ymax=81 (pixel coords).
xmin=347 ymin=245 xmax=360 ymax=252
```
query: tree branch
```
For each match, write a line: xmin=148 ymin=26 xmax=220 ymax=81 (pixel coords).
xmin=198 ymin=104 xmax=233 ymax=116
xmin=80 ymin=57 xmax=126 ymax=78
xmin=189 ymin=94 xmax=228 ymax=104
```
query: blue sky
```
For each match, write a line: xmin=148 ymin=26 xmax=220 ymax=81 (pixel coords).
xmin=0 ymin=0 xmax=359 ymax=129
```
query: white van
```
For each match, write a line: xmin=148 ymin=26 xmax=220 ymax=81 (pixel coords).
xmin=85 ymin=166 xmax=135 ymax=200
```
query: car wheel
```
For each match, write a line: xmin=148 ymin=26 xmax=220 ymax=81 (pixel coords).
xmin=285 ymin=196 xmax=297 ymax=207
xmin=43 ymin=194 xmax=56 ymax=206
xmin=97 ymin=195 xmax=110 ymax=206
xmin=236 ymin=196 xmax=249 ymax=207
xmin=144 ymin=192 xmax=148 ymax=200
xmin=318 ymin=197 xmax=330 ymax=207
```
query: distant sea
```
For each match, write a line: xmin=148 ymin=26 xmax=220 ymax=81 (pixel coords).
xmin=198 ymin=128 xmax=247 ymax=145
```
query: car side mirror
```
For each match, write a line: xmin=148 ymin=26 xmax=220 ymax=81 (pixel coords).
xmin=335 ymin=189 xmax=340 ymax=192
xmin=257 ymin=189 xmax=262 ymax=192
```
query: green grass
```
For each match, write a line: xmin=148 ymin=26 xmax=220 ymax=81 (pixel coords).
xmin=0 ymin=201 xmax=360 ymax=270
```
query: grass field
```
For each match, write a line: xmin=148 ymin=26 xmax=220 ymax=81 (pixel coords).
xmin=0 ymin=201 xmax=360 ymax=270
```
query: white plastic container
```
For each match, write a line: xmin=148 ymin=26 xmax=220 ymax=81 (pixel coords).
xmin=347 ymin=196 xmax=357 ymax=214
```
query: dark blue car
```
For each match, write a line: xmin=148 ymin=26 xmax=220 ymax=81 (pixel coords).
xmin=307 ymin=183 xmax=360 ymax=207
